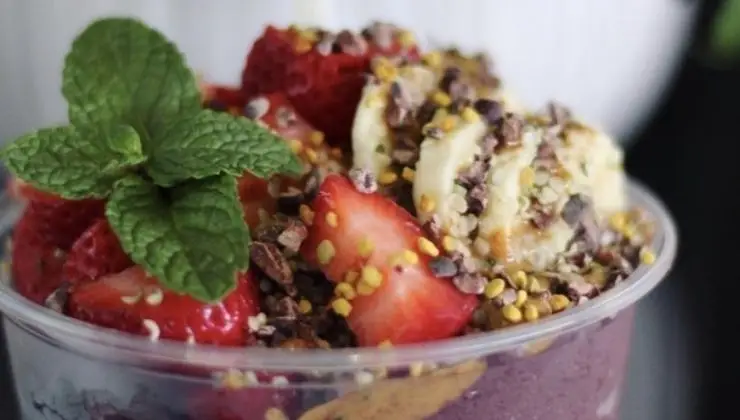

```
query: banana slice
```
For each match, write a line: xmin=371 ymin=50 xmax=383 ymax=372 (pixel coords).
xmin=352 ymin=63 xmax=437 ymax=177
xmin=414 ymin=104 xmax=626 ymax=270
xmin=351 ymin=49 xmax=524 ymax=183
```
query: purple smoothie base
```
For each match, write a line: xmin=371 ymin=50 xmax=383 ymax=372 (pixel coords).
xmin=429 ymin=309 xmax=635 ymax=420
xmin=5 ymin=308 xmax=635 ymax=420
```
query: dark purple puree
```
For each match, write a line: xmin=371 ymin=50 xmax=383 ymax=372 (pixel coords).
xmin=428 ymin=310 xmax=634 ymax=420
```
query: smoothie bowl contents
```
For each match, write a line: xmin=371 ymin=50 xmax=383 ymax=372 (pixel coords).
xmin=0 ymin=18 xmax=676 ymax=420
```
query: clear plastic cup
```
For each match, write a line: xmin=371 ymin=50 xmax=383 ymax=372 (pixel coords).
xmin=0 ymin=178 xmax=677 ymax=420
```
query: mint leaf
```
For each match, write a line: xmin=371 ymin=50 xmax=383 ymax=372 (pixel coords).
xmin=62 ymin=18 xmax=201 ymax=150
xmin=105 ymin=173 xmax=250 ymax=302
xmin=146 ymin=109 xmax=303 ymax=186
xmin=0 ymin=124 xmax=145 ymax=199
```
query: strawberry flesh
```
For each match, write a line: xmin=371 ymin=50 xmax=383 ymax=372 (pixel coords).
xmin=301 ymin=175 xmax=477 ymax=346
xmin=11 ymin=199 xmax=104 ymax=303
xmin=63 ymin=218 xmax=133 ymax=285
xmin=67 ymin=266 xmax=260 ymax=345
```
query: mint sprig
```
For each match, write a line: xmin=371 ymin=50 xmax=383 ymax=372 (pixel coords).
xmin=0 ymin=124 xmax=145 ymax=199
xmin=106 ymin=174 xmax=249 ymax=302
xmin=0 ymin=18 xmax=302 ymax=302
xmin=148 ymin=109 xmax=303 ymax=186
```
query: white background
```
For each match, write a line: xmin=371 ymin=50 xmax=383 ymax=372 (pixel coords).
xmin=0 ymin=0 xmax=697 ymax=144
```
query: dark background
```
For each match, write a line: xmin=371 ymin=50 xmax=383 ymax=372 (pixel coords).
xmin=0 ymin=1 xmax=737 ymax=418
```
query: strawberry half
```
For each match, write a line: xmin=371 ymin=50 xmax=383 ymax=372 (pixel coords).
xmin=241 ymin=23 xmax=420 ymax=146
xmin=11 ymin=198 xmax=104 ymax=303
xmin=63 ymin=218 xmax=133 ymax=285
xmin=67 ymin=266 xmax=260 ymax=345
xmin=300 ymin=175 xmax=477 ymax=346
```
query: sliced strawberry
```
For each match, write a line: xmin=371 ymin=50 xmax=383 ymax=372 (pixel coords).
xmin=300 ymin=175 xmax=477 ymax=346
xmin=63 ymin=219 xmax=133 ymax=285
xmin=67 ymin=266 xmax=260 ymax=345
xmin=11 ymin=199 xmax=105 ymax=303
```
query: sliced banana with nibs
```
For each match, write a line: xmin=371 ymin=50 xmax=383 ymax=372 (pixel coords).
xmin=351 ymin=49 xmax=524 ymax=182
xmin=414 ymin=102 xmax=627 ymax=271
xmin=352 ymin=61 xmax=437 ymax=177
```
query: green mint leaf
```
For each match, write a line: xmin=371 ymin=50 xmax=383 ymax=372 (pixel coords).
xmin=62 ymin=17 xmax=201 ymax=150
xmin=105 ymin=173 xmax=250 ymax=302
xmin=146 ymin=109 xmax=304 ymax=186
xmin=0 ymin=124 xmax=145 ymax=199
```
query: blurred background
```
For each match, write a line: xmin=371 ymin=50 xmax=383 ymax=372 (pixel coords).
xmin=0 ymin=0 xmax=737 ymax=418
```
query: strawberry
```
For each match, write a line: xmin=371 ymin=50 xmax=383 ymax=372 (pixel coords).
xmin=67 ymin=266 xmax=260 ymax=345
xmin=300 ymin=175 xmax=477 ymax=346
xmin=240 ymin=25 xmax=302 ymax=99
xmin=201 ymin=85 xmax=346 ymax=227
xmin=285 ymin=53 xmax=368 ymax=145
xmin=241 ymin=23 xmax=420 ymax=145
xmin=7 ymin=177 xmax=67 ymax=204
xmin=11 ymin=199 xmax=105 ymax=303
xmin=63 ymin=218 xmax=133 ymax=285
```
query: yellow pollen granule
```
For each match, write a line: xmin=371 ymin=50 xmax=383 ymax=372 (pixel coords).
xmin=419 ymin=194 xmax=436 ymax=213
xmin=523 ymin=303 xmax=539 ymax=321
xmin=331 ymin=298 xmax=352 ymax=317
xmin=305 ymin=148 xmax=319 ymax=164
xmin=440 ymin=115 xmax=457 ymax=132
xmin=484 ymin=278 xmax=505 ymax=299
xmin=378 ymin=171 xmax=398 ymax=185
xmin=334 ymin=282 xmax=356 ymax=300
xmin=549 ymin=294 xmax=571 ymax=312
xmin=402 ymin=249 xmax=419 ymax=265
xmin=316 ymin=240 xmax=336 ymax=265
xmin=299 ymin=204 xmax=314 ymax=225
xmin=402 ymin=167 xmax=415 ymax=182
xmin=356 ymin=282 xmax=375 ymax=296
xmin=358 ymin=236 xmax=375 ymax=258
xmin=422 ymin=51 xmax=442 ymax=67
xmin=417 ymin=237 xmax=439 ymax=257
xmin=519 ymin=167 xmax=535 ymax=188
xmin=398 ymin=30 xmax=415 ymax=47
xmin=442 ymin=236 xmax=457 ymax=252
xmin=325 ymin=211 xmax=338 ymax=227
xmin=461 ymin=107 xmax=480 ymax=122
xmin=310 ymin=131 xmax=325 ymax=146
xmin=289 ymin=139 xmax=303 ymax=154
xmin=432 ymin=91 xmax=451 ymax=107
xmin=361 ymin=266 xmax=383 ymax=288
xmin=640 ymin=247 xmax=656 ymax=265
xmin=298 ymin=299 xmax=312 ymax=314
xmin=502 ymin=304 xmax=523 ymax=323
